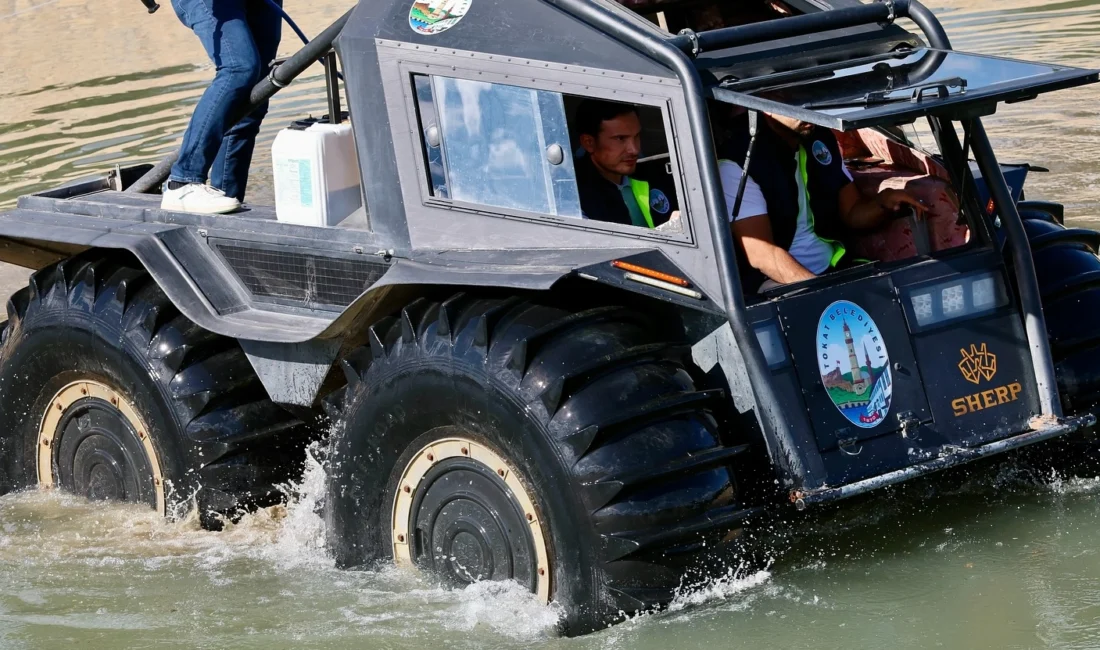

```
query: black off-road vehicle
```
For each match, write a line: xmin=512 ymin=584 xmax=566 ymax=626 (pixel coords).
xmin=1 ymin=0 xmax=1098 ymax=635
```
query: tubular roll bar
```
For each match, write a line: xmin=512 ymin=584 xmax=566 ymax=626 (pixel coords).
xmin=673 ymin=0 xmax=1061 ymax=421
xmin=547 ymin=0 xmax=826 ymax=487
xmin=545 ymin=0 xmax=1063 ymax=490
xmin=669 ymin=0 xmax=919 ymax=55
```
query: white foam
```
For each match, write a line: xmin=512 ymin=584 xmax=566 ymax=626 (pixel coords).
xmin=1047 ymin=472 xmax=1100 ymax=495
xmin=437 ymin=580 xmax=563 ymax=640
xmin=668 ymin=565 xmax=772 ymax=612
xmin=238 ymin=441 xmax=334 ymax=571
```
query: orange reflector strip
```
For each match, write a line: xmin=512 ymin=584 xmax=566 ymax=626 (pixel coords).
xmin=610 ymin=260 xmax=690 ymax=287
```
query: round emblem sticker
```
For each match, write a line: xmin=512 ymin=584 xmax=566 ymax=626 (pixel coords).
xmin=409 ymin=0 xmax=472 ymax=35
xmin=650 ymin=189 xmax=671 ymax=215
xmin=812 ymin=140 xmax=833 ymax=166
xmin=816 ymin=300 xmax=893 ymax=428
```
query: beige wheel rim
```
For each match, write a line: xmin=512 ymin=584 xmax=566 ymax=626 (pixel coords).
xmin=37 ymin=380 xmax=166 ymax=515
xmin=391 ymin=436 xmax=552 ymax=603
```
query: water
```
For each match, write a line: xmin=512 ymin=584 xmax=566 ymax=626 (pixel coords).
xmin=1 ymin=0 xmax=1100 ymax=647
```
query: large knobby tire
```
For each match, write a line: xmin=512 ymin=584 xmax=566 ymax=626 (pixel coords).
xmin=325 ymin=295 xmax=756 ymax=635
xmin=0 ymin=253 xmax=308 ymax=522
xmin=1024 ymin=214 xmax=1100 ymax=412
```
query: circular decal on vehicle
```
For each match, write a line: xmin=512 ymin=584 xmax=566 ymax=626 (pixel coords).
xmin=816 ymin=300 xmax=893 ymax=429
xmin=409 ymin=0 xmax=472 ymax=35
xmin=649 ymin=189 xmax=671 ymax=215
xmin=812 ymin=140 xmax=833 ymax=166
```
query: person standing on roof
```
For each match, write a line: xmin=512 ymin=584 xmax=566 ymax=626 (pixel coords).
xmin=719 ymin=110 xmax=924 ymax=292
xmin=160 ymin=0 xmax=283 ymax=215
xmin=574 ymin=100 xmax=678 ymax=229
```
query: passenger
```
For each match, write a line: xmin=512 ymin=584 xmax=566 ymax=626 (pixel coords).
xmin=161 ymin=0 xmax=284 ymax=215
xmin=718 ymin=110 xmax=924 ymax=292
xmin=574 ymin=100 xmax=678 ymax=229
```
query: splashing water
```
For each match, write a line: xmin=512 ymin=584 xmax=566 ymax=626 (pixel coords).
xmin=667 ymin=566 xmax=773 ymax=612
xmin=0 ymin=440 xmax=577 ymax=647
xmin=242 ymin=442 xmax=333 ymax=570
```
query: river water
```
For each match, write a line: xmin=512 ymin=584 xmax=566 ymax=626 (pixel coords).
xmin=1 ymin=1 xmax=1100 ymax=648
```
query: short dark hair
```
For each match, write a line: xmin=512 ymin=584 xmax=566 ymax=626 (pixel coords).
xmin=575 ymin=99 xmax=639 ymax=139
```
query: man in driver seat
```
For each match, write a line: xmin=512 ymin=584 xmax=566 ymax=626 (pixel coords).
xmin=718 ymin=110 xmax=924 ymax=292
xmin=574 ymin=99 xmax=678 ymax=229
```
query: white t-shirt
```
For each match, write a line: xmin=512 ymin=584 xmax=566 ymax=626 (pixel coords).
xmin=719 ymin=160 xmax=767 ymax=221
xmin=718 ymin=158 xmax=836 ymax=275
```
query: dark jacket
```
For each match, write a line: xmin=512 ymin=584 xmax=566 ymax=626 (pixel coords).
xmin=575 ymin=154 xmax=677 ymax=228
xmin=721 ymin=114 xmax=852 ymax=291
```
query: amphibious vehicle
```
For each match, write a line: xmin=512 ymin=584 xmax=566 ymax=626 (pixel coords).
xmin=1 ymin=0 xmax=1099 ymax=635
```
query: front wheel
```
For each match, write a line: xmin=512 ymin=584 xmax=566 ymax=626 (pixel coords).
xmin=326 ymin=295 xmax=756 ymax=634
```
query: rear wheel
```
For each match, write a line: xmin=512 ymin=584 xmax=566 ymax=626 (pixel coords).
xmin=1023 ymin=210 xmax=1100 ymax=468
xmin=1023 ymin=213 xmax=1100 ymax=411
xmin=326 ymin=295 xmax=757 ymax=634
xmin=0 ymin=253 xmax=309 ymax=523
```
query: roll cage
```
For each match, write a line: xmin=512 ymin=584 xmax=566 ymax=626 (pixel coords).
xmin=547 ymin=0 xmax=1099 ymax=494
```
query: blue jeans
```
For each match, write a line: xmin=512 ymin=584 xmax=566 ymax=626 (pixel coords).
xmin=169 ymin=0 xmax=282 ymax=202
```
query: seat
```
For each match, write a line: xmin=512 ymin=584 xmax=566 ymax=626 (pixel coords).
xmin=835 ymin=129 xmax=970 ymax=262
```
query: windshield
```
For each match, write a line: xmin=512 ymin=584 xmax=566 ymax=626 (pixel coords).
xmin=711 ymin=47 xmax=1098 ymax=131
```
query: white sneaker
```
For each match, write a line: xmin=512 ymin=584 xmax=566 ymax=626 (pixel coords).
xmin=161 ymin=183 xmax=241 ymax=215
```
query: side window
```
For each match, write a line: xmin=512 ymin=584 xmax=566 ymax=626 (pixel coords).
xmin=413 ymin=74 xmax=581 ymax=217
xmin=565 ymin=97 xmax=682 ymax=231
xmin=411 ymin=74 xmax=683 ymax=233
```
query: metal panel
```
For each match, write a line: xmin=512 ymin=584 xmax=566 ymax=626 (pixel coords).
xmin=376 ymin=41 xmax=729 ymax=305
xmin=911 ymin=313 xmax=1039 ymax=445
xmin=777 ymin=274 xmax=931 ymax=451
xmin=241 ymin=338 xmax=342 ymax=407
xmin=211 ymin=239 xmax=390 ymax=309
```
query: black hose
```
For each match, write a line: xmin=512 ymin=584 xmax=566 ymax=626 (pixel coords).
xmin=266 ymin=0 xmax=310 ymax=47
xmin=263 ymin=0 xmax=344 ymax=80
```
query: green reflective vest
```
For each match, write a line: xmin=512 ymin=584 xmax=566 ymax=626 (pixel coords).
xmin=627 ymin=178 xmax=655 ymax=229
xmin=795 ymin=147 xmax=847 ymax=269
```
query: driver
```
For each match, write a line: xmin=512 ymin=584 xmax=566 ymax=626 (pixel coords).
xmin=718 ymin=110 xmax=924 ymax=292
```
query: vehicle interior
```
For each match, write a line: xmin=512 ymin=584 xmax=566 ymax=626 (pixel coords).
xmin=549 ymin=0 xmax=979 ymax=290
xmin=718 ymin=108 xmax=978 ymax=302
xmin=558 ymin=89 xmax=975 ymax=274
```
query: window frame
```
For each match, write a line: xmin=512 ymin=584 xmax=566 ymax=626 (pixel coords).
xmin=399 ymin=60 xmax=697 ymax=246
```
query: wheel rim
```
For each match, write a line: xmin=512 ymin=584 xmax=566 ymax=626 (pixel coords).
xmin=392 ymin=437 xmax=551 ymax=603
xmin=37 ymin=380 xmax=165 ymax=515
